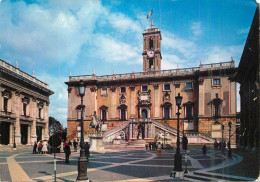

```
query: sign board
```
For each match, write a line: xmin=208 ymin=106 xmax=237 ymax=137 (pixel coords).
xmin=140 ymin=95 xmax=148 ymax=100
xmin=77 ymin=126 xmax=81 ymax=131
xmin=212 ymin=124 xmax=221 ymax=130
xmin=184 ymin=121 xmax=194 ymax=130
xmin=212 ymin=131 xmax=222 ymax=138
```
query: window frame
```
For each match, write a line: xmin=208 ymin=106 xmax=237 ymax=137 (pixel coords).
xmin=212 ymin=78 xmax=221 ymax=86
xmin=3 ymin=97 xmax=8 ymax=112
xmin=141 ymin=85 xmax=148 ymax=92
xmin=121 ymin=87 xmax=126 ymax=94
xmin=185 ymin=82 xmax=193 ymax=90
xmin=101 ymin=88 xmax=108 ymax=96
xmin=23 ymin=103 xmax=27 ymax=116
xmin=38 ymin=108 xmax=42 ymax=119
xmin=163 ymin=84 xmax=171 ymax=91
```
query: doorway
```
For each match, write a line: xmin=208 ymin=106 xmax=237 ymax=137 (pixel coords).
xmin=141 ymin=109 xmax=148 ymax=119
xmin=137 ymin=124 xmax=145 ymax=139
xmin=0 ymin=122 xmax=10 ymax=145
xmin=21 ymin=124 xmax=28 ymax=145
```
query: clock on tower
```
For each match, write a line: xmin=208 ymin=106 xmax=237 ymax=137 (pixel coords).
xmin=142 ymin=20 xmax=162 ymax=72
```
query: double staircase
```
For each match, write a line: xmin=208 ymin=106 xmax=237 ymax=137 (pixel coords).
xmin=102 ymin=119 xmax=215 ymax=144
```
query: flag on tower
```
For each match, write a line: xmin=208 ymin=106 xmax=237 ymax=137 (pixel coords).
xmin=147 ymin=10 xmax=153 ymax=19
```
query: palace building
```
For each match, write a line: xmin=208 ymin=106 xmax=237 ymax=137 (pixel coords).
xmin=66 ymin=22 xmax=237 ymax=146
xmin=0 ymin=59 xmax=54 ymax=146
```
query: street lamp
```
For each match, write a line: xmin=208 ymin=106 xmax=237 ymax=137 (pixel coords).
xmin=76 ymin=80 xmax=88 ymax=181
xmin=171 ymin=93 xmax=183 ymax=175
xmin=221 ymin=124 xmax=224 ymax=155
xmin=228 ymin=121 xmax=232 ymax=158
xmin=13 ymin=125 xmax=16 ymax=150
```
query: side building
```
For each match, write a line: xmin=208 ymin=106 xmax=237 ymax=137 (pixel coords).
xmin=235 ymin=4 xmax=259 ymax=151
xmin=0 ymin=59 xmax=54 ymax=145
xmin=66 ymin=23 xmax=237 ymax=146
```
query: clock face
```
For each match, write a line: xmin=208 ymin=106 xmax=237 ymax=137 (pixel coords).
xmin=147 ymin=50 xmax=154 ymax=58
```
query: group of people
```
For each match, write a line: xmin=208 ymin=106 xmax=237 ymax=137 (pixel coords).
xmin=32 ymin=140 xmax=48 ymax=154
xmin=61 ymin=141 xmax=90 ymax=164
xmin=145 ymin=142 xmax=164 ymax=151
xmin=214 ymin=140 xmax=227 ymax=150
xmin=32 ymin=139 xmax=90 ymax=164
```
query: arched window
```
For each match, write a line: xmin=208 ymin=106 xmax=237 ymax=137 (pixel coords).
xmin=118 ymin=104 xmax=127 ymax=121
xmin=162 ymin=102 xmax=172 ymax=119
xmin=149 ymin=59 xmax=154 ymax=69
xmin=141 ymin=109 xmax=148 ymax=119
xmin=149 ymin=38 xmax=153 ymax=49
xmin=100 ymin=105 xmax=108 ymax=121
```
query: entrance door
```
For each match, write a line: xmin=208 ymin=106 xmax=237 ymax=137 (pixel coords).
xmin=141 ymin=109 xmax=148 ymax=119
xmin=137 ymin=124 xmax=145 ymax=139
xmin=21 ymin=124 xmax=28 ymax=145
xmin=0 ymin=122 xmax=10 ymax=145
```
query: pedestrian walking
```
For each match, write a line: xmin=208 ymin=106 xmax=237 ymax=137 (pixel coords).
xmin=223 ymin=141 xmax=226 ymax=154
xmin=214 ymin=140 xmax=217 ymax=150
xmin=145 ymin=143 xmax=148 ymax=150
xmin=157 ymin=142 xmax=162 ymax=155
xmin=64 ymin=144 xmax=71 ymax=164
xmin=73 ymin=140 xmax=78 ymax=152
xmin=202 ymin=144 xmax=207 ymax=154
xmin=68 ymin=141 xmax=72 ymax=147
xmin=38 ymin=141 xmax=43 ymax=154
xmin=149 ymin=142 xmax=151 ymax=150
xmin=33 ymin=141 xmax=37 ymax=154
xmin=42 ymin=140 xmax=48 ymax=154
xmin=84 ymin=142 xmax=90 ymax=162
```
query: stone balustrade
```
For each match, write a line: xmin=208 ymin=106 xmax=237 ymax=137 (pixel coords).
xmin=0 ymin=59 xmax=48 ymax=89
xmin=69 ymin=61 xmax=235 ymax=82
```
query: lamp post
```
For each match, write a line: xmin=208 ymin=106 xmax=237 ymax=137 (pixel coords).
xmin=171 ymin=93 xmax=183 ymax=175
xmin=228 ymin=121 xmax=232 ymax=159
xmin=221 ymin=124 xmax=224 ymax=155
xmin=76 ymin=80 xmax=88 ymax=181
xmin=13 ymin=125 xmax=16 ymax=150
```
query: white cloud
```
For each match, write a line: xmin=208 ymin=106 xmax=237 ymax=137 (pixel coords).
xmin=108 ymin=13 xmax=143 ymax=33
xmin=163 ymin=32 xmax=197 ymax=58
xmin=203 ymin=45 xmax=243 ymax=64
xmin=0 ymin=0 xmax=105 ymax=64
xmin=162 ymin=54 xmax=187 ymax=70
xmin=90 ymin=34 xmax=142 ymax=64
xmin=191 ymin=22 xmax=203 ymax=36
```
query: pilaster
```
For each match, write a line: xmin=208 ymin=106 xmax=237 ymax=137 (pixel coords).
xmin=153 ymin=84 xmax=160 ymax=118
xmin=110 ymin=87 xmax=117 ymax=119
xmin=130 ymin=86 xmax=135 ymax=118
xmin=198 ymin=79 xmax=205 ymax=116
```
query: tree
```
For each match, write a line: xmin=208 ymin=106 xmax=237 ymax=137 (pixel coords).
xmin=48 ymin=117 xmax=67 ymax=148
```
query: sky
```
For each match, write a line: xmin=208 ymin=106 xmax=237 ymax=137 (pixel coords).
xmin=0 ymin=0 xmax=258 ymax=126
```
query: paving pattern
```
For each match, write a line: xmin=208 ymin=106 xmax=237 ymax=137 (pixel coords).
xmin=0 ymin=146 xmax=258 ymax=181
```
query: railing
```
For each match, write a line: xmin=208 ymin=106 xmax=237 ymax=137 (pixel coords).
xmin=186 ymin=132 xmax=215 ymax=142
xmin=69 ymin=61 xmax=235 ymax=82
xmin=103 ymin=121 xmax=129 ymax=138
xmin=0 ymin=59 xmax=48 ymax=89
xmin=152 ymin=119 xmax=180 ymax=136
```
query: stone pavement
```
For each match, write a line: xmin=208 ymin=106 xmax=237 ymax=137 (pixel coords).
xmin=0 ymin=146 xmax=259 ymax=181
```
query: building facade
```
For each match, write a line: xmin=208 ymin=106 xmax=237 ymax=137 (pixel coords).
xmin=66 ymin=23 xmax=237 ymax=146
xmin=235 ymin=4 xmax=259 ymax=151
xmin=0 ymin=59 xmax=54 ymax=145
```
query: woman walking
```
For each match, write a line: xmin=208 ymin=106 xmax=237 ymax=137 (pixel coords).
xmin=42 ymin=140 xmax=48 ymax=154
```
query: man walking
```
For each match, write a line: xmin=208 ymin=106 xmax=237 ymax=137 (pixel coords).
xmin=33 ymin=141 xmax=37 ymax=154
xmin=64 ymin=144 xmax=71 ymax=164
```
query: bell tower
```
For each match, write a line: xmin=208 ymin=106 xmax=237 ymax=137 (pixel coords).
xmin=142 ymin=20 xmax=162 ymax=72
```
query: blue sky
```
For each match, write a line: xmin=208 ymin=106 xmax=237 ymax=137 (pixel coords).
xmin=0 ymin=0 xmax=257 ymax=126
